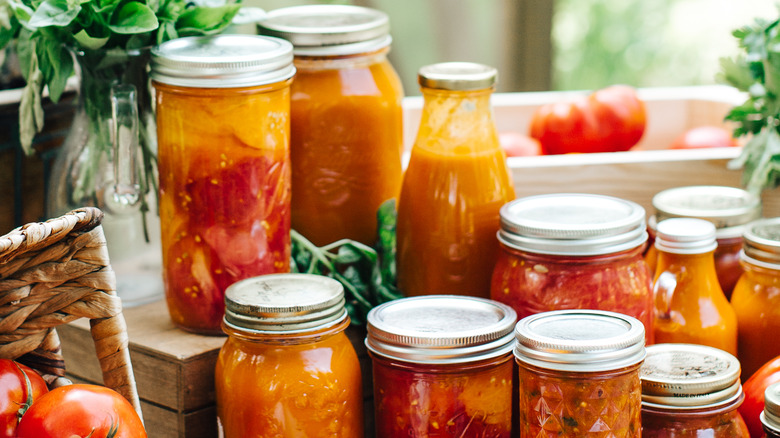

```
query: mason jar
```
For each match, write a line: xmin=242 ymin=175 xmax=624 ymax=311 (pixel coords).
xmin=366 ymin=295 xmax=517 ymax=438
xmin=762 ymin=382 xmax=780 ymax=438
xmin=514 ymin=309 xmax=646 ymax=437
xmin=215 ymin=274 xmax=363 ymax=437
xmin=640 ymin=343 xmax=749 ymax=437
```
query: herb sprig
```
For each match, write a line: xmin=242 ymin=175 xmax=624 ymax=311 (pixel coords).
xmin=721 ymin=11 xmax=780 ymax=194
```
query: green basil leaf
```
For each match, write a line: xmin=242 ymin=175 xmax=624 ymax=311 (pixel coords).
xmin=73 ymin=28 xmax=108 ymax=49
xmin=19 ymin=45 xmax=44 ymax=153
xmin=36 ymin=36 xmax=72 ymax=101
xmin=108 ymin=1 xmax=158 ymax=34
xmin=156 ymin=18 xmax=176 ymax=44
xmin=175 ymin=4 xmax=239 ymax=35
xmin=28 ymin=0 xmax=80 ymax=27
xmin=336 ymin=245 xmax=363 ymax=265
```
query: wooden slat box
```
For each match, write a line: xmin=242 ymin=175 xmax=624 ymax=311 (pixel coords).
xmin=59 ymin=85 xmax=780 ymax=438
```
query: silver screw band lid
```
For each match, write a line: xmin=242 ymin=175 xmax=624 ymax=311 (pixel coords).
xmin=762 ymin=382 xmax=780 ymax=434
xmin=418 ymin=62 xmax=497 ymax=91
xmin=654 ymin=218 xmax=718 ymax=254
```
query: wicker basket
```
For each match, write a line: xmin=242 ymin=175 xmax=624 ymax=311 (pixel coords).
xmin=0 ymin=206 xmax=142 ymax=420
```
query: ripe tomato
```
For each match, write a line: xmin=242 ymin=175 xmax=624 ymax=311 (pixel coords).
xmin=16 ymin=384 xmax=146 ymax=438
xmin=529 ymin=85 xmax=646 ymax=155
xmin=739 ymin=355 xmax=780 ymax=438
xmin=0 ymin=359 xmax=47 ymax=437
xmin=498 ymin=132 xmax=543 ymax=157
xmin=669 ymin=126 xmax=739 ymax=149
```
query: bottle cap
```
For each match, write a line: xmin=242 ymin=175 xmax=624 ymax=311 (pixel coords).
xmin=418 ymin=62 xmax=497 ymax=91
xmin=654 ymin=218 xmax=718 ymax=254
xmin=762 ymin=382 xmax=780 ymax=435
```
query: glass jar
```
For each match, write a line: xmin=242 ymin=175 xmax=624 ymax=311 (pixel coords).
xmin=257 ymin=5 xmax=404 ymax=247
xmin=397 ymin=62 xmax=515 ymax=298
xmin=645 ymin=185 xmax=760 ymax=299
xmin=640 ymin=343 xmax=749 ymax=437
xmin=215 ymin=274 xmax=363 ymax=437
xmin=366 ymin=295 xmax=517 ymax=437
xmin=762 ymin=382 xmax=780 ymax=437
xmin=514 ymin=310 xmax=646 ymax=437
xmin=490 ymin=193 xmax=654 ymax=341
xmin=731 ymin=218 xmax=780 ymax=379
xmin=653 ymin=218 xmax=738 ymax=355
xmin=151 ymin=35 xmax=295 ymax=334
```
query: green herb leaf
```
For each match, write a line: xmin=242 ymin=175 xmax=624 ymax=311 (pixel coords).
xmin=35 ymin=32 xmax=72 ymax=101
xmin=28 ymin=0 xmax=80 ymax=27
xmin=18 ymin=44 xmax=44 ymax=154
xmin=73 ymin=28 xmax=108 ymax=49
xmin=108 ymin=1 xmax=158 ymax=34
xmin=174 ymin=4 xmax=239 ymax=36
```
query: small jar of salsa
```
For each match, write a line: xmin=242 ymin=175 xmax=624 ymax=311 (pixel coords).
xmin=366 ymin=295 xmax=517 ymax=438
xmin=762 ymin=382 xmax=780 ymax=438
xmin=514 ymin=310 xmax=646 ymax=437
xmin=490 ymin=193 xmax=654 ymax=342
xmin=640 ymin=343 xmax=749 ymax=437
xmin=215 ymin=274 xmax=363 ymax=437
xmin=646 ymin=185 xmax=761 ymax=299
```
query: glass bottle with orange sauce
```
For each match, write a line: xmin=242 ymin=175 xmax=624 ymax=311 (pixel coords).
xmin=396 ymin=62 xmax=515 ymax=298
xmin=257 ymin=5 xmax=404 ymax=246
xmin=645 ymin=186 xmax=761 ymax=299
xmin=514 ymin=309 xmax=646 ymax=438
xmin=640 ymin=343 xmax=749 ymax=437
xmin=731 ymin=218 xmax=780 ymax=380
xmin=215 ymin=274 xmax=363 ymax=437
xmin=762 ymin=382 xmax=780 ymax=437
xmin=365 ymin=295 xmax=517 ymax=438
xmin=652 ymin=218 xmax=738 ymax=355
xmin=490 ymin=193 xmax=654 ymax=341
xmin=151 ymin=35 xmax=295 ymax=334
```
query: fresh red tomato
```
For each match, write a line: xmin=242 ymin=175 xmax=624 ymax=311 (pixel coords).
xmin=16 ymin=384 xmax=146 ymax=438
xmin=0 ymin=360 xmax=47 ymax=437
xmin=739 ymin=355 xmax=780 ymax=438
xmin=529 ymin=85 xmax=647 ymax=155
xmin=669 ymin=126 xmax=739 ymax=149
xmin=498 ymin=132 xmax=543 ymax=157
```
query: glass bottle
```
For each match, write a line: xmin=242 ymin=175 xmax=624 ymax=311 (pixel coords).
xmin=731 ymin=218 xmax=780 ymax=379
xmin=645 ymin=185 xmax=761 ymax=299
xmin=640 ymin=343 xmax=749 ymax=437
xmin=762 ymin=382 xmax=780 ymax=438
xmin=151 ymin=35 xmax=294 ymax=334
xmin=215 ymin=274 xmax=363 ymax=437
xmin=491 ymin=193 xmax=654 ymax=341
xmin=365 ymin=295 xmax=517 ymax=438
xmin=257 ymin=5 xmax=404 ymax=247
xmin=514 ymin=309 xmax=646 ymax=438
xmin=397 ymin=62 xmax=515 ymax=298
xmin=652 ymin=217 xmax=738 ymax=355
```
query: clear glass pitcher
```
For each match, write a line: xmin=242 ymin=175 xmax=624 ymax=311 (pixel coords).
xmin=46 ymin=47 xmax=163 ymax=307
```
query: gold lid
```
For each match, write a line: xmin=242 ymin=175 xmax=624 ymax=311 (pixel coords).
xmin=418 ymin=62 xmax=497 ymax=91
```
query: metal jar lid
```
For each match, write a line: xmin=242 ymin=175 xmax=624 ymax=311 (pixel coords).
xmin=514 ymin=309 xmax=646 ymax=373
xmin=640 ymin=344 xmax=742 ymax=409
xmin=762 ymin=382 xmax=780 ymax=434
xmin=418 ymin=62 xmax=497 ymax=91
xmin=742 ymin=218 xmax=780 ymax=267
xmin=498 ymin=193 xmax=647 ymax=256
xmin=651 ymin=186 xmax=761 ymax=239
xmin=654 ymin=218 xmax=718 ymax=254
xmin=151 ymin=35 xmax=295 ymax=88
xmin=257 ymin=5 xmax=391 ymax=56
xmin=365 ymin=295 xmax=517 ymax=364
xmin=223 ymin=273 xmax=347 ymax=333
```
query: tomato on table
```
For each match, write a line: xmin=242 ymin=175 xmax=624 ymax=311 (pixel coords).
xmin=0 ymin=359 xmax=47 ymax=437
xmin=529 ymin=85 xmax=646 ymax=155
xmin=739 ymin=355 xmax=780 ymax=438
xmin=669 ymin=126 xmax=740 ymax=149
xmin=16 ymin=384 xmax=146 ymax=438
xmin=498 ymin=132 xmax=542 ymax=157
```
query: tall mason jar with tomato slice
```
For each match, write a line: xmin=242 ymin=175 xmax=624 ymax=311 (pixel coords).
xmin=151 ymin=36 xmax=295 ymax=334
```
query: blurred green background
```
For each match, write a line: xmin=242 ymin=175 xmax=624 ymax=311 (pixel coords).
xmin=248 ymin=0 xmax=776 ymax=94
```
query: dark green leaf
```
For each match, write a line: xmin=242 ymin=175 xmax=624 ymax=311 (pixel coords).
xmin=18 ymin=43 xmax=44 ymax=153
xmin=174 ymin=4 xmax=238 ymax=35
xmin=336 ymin=245 xmax=363 ymax=265
xmin=73 ymin=28 xmax=108 ymax=49
xmin=35 ymin=36 xmax=72 ymax=101
xmin=108 ymin=1 xmax=158 ymax=34
xmin=28 ymin=0 xmax=80 ymax=27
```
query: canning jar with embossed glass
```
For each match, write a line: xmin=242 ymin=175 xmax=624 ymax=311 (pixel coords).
xmin=640 ymin=343 xmax=749 ymax=437
xmin=645 ymin=186 xmax=761 ymax=299
xmin=152 ymin=35 xmax=295 ymax=334
xmin=366 ymin=295 xmax=517 ymax=438
xmin=215 ymin=274 xmax=363 ymax=437
xmin=257 ymin=5 xmax=404 ymax=246
xmin=490 ymin=193 xmax=654 ymax=342
xmin=514 ymin=309 xmax=646 ymax=438
xmin=762 ymin=382 xmax=780 ymax=438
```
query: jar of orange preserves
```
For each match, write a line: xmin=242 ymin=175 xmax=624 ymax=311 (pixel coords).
xmin=490 ymin=193 xmax=654 ymax=341
xmin=366 ymin=295 xmax=517 ymax=438
xmin=215 ymin=274 xmax=363 ymax=437
xmin=762 ymin=382 xmax=780 ymax=437
xmin=731 ymin=218 xmax=780 ymax=380
xmin=151 ymin=35 xmax=294 ymax=334
xmin=640 ymin=343 xmax=749 ymax=437
xmin=514 ymin=310 xmax=646 ymax=437
xmin=397 ymin=62 xmax=515 ymax=298
xmin=652 ymin=218 xmax=738 ymax=355
xmin=257 ymin=5 xmax=404 ymax=246
xmin=646 ymin=186 xmax=761 ymax=299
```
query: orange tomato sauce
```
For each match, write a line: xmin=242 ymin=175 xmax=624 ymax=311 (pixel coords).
xmin=642 ymin=404 xmax=750 ymax=437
